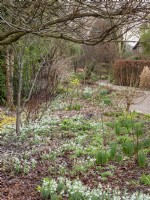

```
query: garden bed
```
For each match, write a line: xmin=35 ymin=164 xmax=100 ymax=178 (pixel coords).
xmin=1 ymin=82 xmax=150 ymax=200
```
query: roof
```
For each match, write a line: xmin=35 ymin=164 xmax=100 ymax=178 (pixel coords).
xmin=132 ymin=41 xmax=140 ymax=50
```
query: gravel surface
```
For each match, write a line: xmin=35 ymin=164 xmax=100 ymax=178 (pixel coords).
xmin=98 ymin=80 xmax=150 ymax=114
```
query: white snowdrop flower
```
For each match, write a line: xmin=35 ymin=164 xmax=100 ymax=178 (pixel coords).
xmin=14 ymin=157 xmax=20 ymax=163
xmin=43 ymin=181 xmax=49 ymax=186
xmin=60 ymin=190 xmax=64 ymax=195
xmin=31 ymin=158 xmax=36 ymax=163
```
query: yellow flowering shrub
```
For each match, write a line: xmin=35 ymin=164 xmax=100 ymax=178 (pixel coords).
xmin=0 ymin=112 xmax=16 ymax=130
xmin=71 ymin=78 xmax=80 ymax=86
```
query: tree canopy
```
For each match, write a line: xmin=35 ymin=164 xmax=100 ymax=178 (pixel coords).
xmin=0 ymin=0 xmax=150 ymax=45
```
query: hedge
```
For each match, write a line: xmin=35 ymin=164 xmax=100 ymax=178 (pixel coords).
xmin=113 ymin=60 xmax=150 ymax=86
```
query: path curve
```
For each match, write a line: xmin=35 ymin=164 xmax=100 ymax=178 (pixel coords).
xmin=98 ymin=80 xmax=150 ymax=114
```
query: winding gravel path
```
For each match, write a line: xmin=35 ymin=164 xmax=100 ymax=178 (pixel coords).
xmin=98 ymin=80 xmax=150 ymax=114
xmin=130 ymin=90 xmax=150 ymax=114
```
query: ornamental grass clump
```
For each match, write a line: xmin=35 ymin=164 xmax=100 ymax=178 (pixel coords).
xmin=139 ymin=66 xmax=150 ymax=89
xmin=134 ymin=122 xmax=144 ymax=159
xmin=122 ymin=142 xmax=135 ymax=157
xmin=140 ymin=174 xmax=150 ymax=185
xmin=114 ymin=116 xmax=134 ymax=135
xmin=95 ymin=150 xmax=110 ymax=165
xmin=118 ymin=116 xmax=133 ymax=133
xmin=142 ymin=138 xmax=150 ymax=148
xmin=138 ymin=151 xmax=147 ymax=168
xmin=134 ymin=122 xmax=144 ymax=137
xmin=109 ymin=144 xmax=117 ymax=160
xmin=114 ymin=122 xmax=121 ymax=135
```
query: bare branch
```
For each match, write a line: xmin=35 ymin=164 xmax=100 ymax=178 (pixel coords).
xmin=0 ymin=0 xmax=149 ymax=45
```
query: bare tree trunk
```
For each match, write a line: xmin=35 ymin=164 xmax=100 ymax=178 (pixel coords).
xmin=16 ymin=56 xmax=23 ymax=135
xmin=16 ymin=62 xmax=23 ymax=135
xmin=5 ymin=46 xmax=15 ymax=110
xmin=13 ymin=36 xmax=29 ymax=134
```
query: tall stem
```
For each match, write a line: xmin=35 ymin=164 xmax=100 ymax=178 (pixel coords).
xmin=101 ymin=112 xmax=106 ymax=147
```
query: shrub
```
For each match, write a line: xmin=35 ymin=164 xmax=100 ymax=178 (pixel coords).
xmin=139 ymin=66 xmax=150 ymax=89
xmin=113 ymin=60 xmax=150 ymax=86
xmin=0 ymin=112 xmax=16 ymax=130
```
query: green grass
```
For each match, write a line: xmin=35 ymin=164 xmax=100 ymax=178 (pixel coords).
xmin=140 ymin=174 xmax=150 ymax=185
